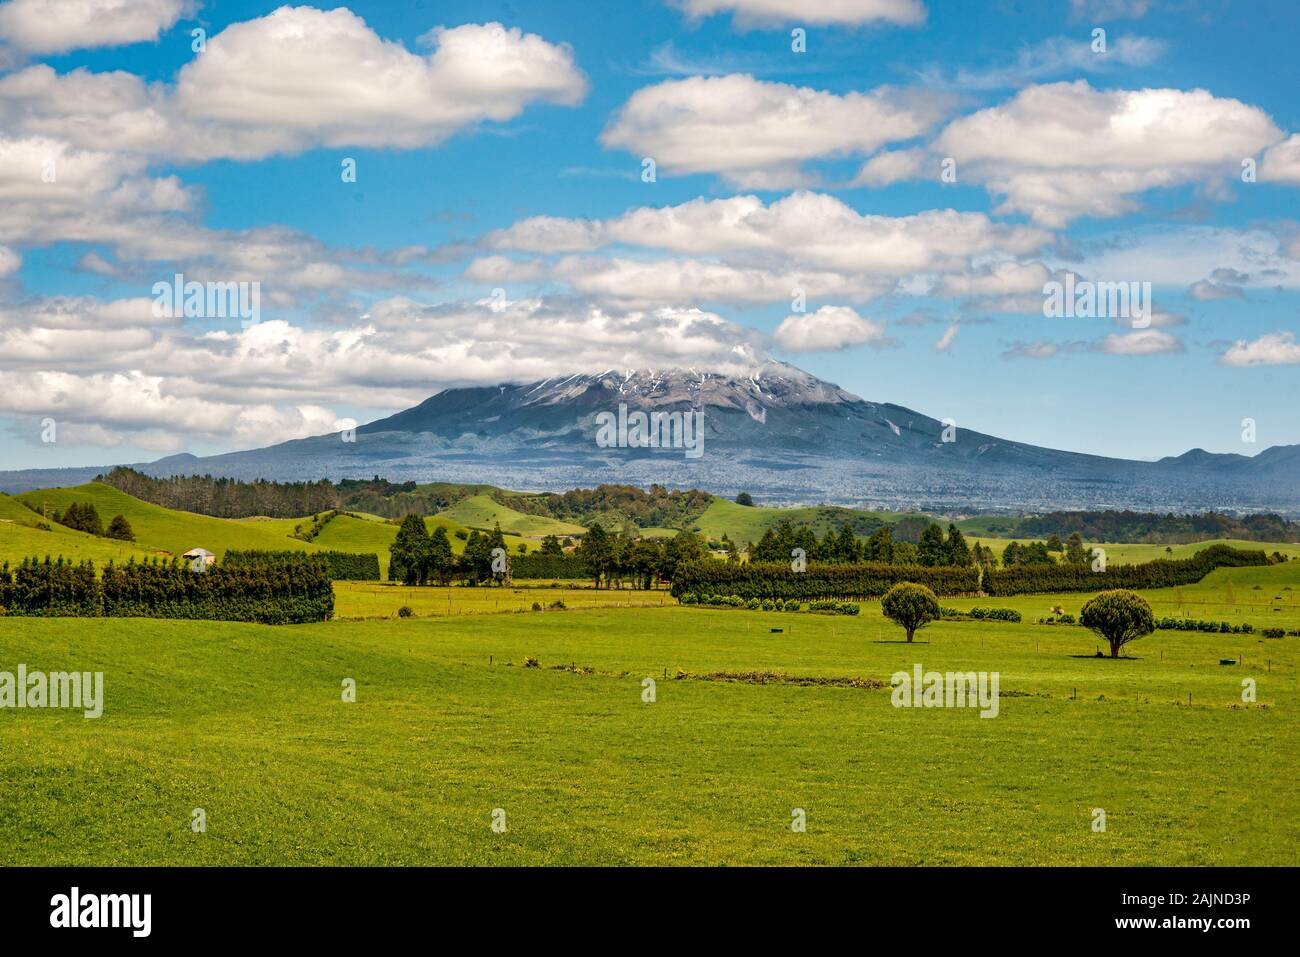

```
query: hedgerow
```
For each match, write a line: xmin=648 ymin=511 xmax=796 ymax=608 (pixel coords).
xmin=670 ymin=561 xmax=979 ymax=600
xmin=0 ymin=555 xmax=333 ymax=624
xmin=510 ymin=553 xmax=589 ymax=580
xmin=983 ymin=545 xmax=1267 ymax=596
xmin=224 ymin=548 xmax=380 ymax=581
xmin=679 ymin=592 xmax=860 ymax=615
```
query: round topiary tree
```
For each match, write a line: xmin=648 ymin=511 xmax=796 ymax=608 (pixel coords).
xmin=1080 ymin=589 xmax=1154 ymax=658
xmin=881 ymin=582 xmax=940 ymax=643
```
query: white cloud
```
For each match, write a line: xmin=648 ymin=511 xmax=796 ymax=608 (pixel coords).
xmin=932 ymin=81 xmax=1283 ymax=226
xmin=853 ymin=147 xmax=925 ymax=186
xmin=673 ymin=0 xmax=926 ymax=27
xmin=0 ymin=10 xmax=588 ymax=162
xmin=1220 ymin=331 xmax=1300 ymax=367
xmin=484 ymin=191 xmax=1049 ymax=306
xmin=0 ymin=294 xmax=774 ymax=449
xmin=1188 ymin=279 xmax=1245 ymax=301
xmin=0 ymin=244 xmax=19 ymax=277
xmin=773 ymin=305 xmax=885 ymax=352
xmin=933 ymin=322 xmax=959 ymax=352
xmin=601 ymin=75 xmax=946 ymax=188
xmin=938 ymin=260 xmax=1052 ymax=297
xmin=1096 ymin=330 xmax=1182 ymax=355
xmin=1261 ymin=134 xmax=1300 ymax=185
xmin=0 ymin=0 xmax=190 ymax=55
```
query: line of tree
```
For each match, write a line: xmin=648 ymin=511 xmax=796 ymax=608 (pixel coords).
xmin=224 ymin=549 xmax=381 ymax=581
xmin=983 ymin=544 xmax=1268 ymax=596
xmin=98 ymin=468 xmax=340 ymax=518
xmin=0 ymin=555 xmax=333 ymax=623
xmin=749 ymin=520 xmax=982 ymax=568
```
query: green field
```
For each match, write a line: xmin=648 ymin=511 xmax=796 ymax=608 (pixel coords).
xmin=13 ymin=484 xmax=324 ymax=560
xmin=1 ymin=560 xmax=1295 ymax=866
xmin=436 ymin=494 xmax=586 ymax=538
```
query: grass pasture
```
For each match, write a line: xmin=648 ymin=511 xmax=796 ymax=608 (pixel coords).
xmin=1 ymin=566 xmax=1295 ymax=866
xmin=1 ymin=489 xmax=1296 ymax=866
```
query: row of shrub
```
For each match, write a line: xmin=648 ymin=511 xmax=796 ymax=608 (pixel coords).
xmin=0 ymin=556 xmax=333 ymax=624
xmin=510 ymin=553 xmax=589 ymax=580
xmin=679 ymin=593 xmax=860 ymax=615
xmin=223 ymin=548 xmax=381 ymax=581
xmin=1155 ymin=617 xmax=1255 ymax=635
xmin=983 ymin=544 xmax=1268 ymax=596
xmin=670 ymin=561 xmax=980 ymax=600
xmin=940 ymin=606 xmax=1022 ymax=623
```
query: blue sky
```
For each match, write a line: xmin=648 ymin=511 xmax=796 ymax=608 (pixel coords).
xmin=0 ymin=0 xmax=1297 ymax=471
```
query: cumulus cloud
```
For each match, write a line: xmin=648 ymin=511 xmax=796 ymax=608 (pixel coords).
xmin=0 ymin=0 xmax=190 ymax=55
xmin=482 ymin=191 xmax=1049 ymax=305
xmin=1220 ymin=331 xmax=1300 ymax=367
xmin=938 ymin=260 xmax=1053 ymax=298
xmin=1260 ymin=134 xmax=1300 ymax=185
xmin=929 ymin=81 xmax=1283 ymax=226
xmin=672 ymin=0 xmax=926 ymax=27
xmin=773 ymin=305 xmax=886 ymax=352
xmin=0 ymin=10 xmax=588 ymax=162
xmin=601 ymin=75 xmax=946 ymax=188
xmin=0 ymin=293 xmax=773 ymax=449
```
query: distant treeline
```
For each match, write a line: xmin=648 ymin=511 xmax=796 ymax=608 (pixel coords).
xmin=496 ymin=484 xmax=714 ymax=530
xmin=95 ymin=469 xmax=715 ymax=528
xmin=224 ymin=549 xmax=381 ymax=581
xmin=1007 ymin=510 xmax=1300 ymax=544
xmin=99 ymin=468 xmax=341 ymax=518
xmin=0 ymin=556 xmax=333 ymax=624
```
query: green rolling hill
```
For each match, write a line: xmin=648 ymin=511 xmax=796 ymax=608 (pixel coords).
xmin=689 ymin=497 xmax=918 ymax=546
xmin=437 ymin=494 xmax=585 ymax=538
xmin=14 ymin=483 xmax=322 ymax=559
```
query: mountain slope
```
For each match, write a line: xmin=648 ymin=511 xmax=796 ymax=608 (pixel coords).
xmin=1 ymin=362 xmax=1295 ymax=514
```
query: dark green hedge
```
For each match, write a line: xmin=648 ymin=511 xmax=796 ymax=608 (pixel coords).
xmin=224 ymin=548 xmax=380 ymax=581
xmin=0 ymin=555 xmax=333 ymax=624
xmin=0 ymin=557 xmax=100 ymax=616
xmin=670 ymin=561 xmax=980 ymax=599
xmin=984 ymin=544 xmax=1268 ymax=596
xmin=509 ymin=553 xmax=589 ymax=580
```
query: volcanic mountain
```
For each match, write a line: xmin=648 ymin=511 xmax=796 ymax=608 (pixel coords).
xmin=2 ymin=361 xmax=1296 ymax=513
